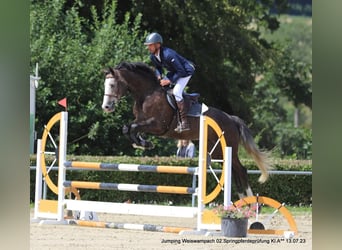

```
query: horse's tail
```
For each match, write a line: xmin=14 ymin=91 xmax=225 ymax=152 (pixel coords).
xmin=231 ymin=115 xmax=272 ymax=183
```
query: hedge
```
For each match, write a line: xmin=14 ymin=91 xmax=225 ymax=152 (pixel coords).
xmin=30 ymin=155 xmax=312 ymax=206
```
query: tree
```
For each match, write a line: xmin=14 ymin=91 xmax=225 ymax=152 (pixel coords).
xmin=31 ymin=0 xmax=147 ymax=155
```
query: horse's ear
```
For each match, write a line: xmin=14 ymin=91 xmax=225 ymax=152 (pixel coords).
xmin=102 ymin=68 xmax=109 ymax=75
xmin=109 ymin=67 xmax=115 ymax=76
xmin=102 ymin=67 xmax=115 ymax=77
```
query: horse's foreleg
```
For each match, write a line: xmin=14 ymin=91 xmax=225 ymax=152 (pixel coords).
xmin=122 ymin=124 xmax=140 ymax=146
xmin=122 ymin=123 xmax=154 ymax=150
xmin=135 ymin=134 xmax=154 ymax=150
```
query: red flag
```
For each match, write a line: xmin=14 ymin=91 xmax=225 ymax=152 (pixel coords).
xmin=58 ymin=98 xmax=67 ymax=109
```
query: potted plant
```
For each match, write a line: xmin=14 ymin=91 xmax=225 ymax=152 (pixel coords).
xmin=212 ymin=202 xmax=257 ymax=237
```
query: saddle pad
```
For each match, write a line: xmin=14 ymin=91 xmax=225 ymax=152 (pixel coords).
xmin=187 ymin=103 xmax=202 ymax=117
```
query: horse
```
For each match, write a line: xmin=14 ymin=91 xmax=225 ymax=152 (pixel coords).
xmin=101 ymin=61 xmax=271 ymax=198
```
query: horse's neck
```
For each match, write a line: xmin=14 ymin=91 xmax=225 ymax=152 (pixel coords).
xmin=121 ymin=71 xmax=158 ymax=99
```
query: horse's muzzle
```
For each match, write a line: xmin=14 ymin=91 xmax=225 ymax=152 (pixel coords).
xmin=102 ymin=101 xmax=115 ymax=113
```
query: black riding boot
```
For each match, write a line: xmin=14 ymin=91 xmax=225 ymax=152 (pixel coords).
xmin=175 ymin=100 xmax=190 ymax=132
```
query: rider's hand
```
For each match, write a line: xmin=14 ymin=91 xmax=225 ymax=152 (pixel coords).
xmin=160 ymin=79 xmax=171 ymax=86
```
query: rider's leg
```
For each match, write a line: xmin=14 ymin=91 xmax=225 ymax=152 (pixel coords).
xmin=173 ymin=76 xmax=191 ymax=132
xmin=175 ymin=100 xmax=190 ymax=132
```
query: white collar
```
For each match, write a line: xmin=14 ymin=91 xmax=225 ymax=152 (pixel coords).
xmin=155 ymin=49 xmax=161 ymax=61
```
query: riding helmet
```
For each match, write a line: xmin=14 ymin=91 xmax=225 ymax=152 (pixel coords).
xmin=144 ymin=32 xmax=163 ymax=45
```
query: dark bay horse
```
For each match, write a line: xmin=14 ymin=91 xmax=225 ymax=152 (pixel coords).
xmin=102 ymin=62 xmax=271 ymax=198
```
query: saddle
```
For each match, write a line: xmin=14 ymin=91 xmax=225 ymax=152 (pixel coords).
xmin=166 ymin=88 xmax=202 ymax=117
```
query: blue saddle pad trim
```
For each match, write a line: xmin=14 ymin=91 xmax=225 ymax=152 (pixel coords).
xmin=187 ymin=103 xmax=202 ymax=117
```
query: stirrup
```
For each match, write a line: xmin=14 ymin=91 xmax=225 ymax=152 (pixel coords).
xmin=174 ymin=122 xmax=190 ymax=133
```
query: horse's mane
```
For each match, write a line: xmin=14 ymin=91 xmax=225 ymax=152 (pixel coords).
xmin=115 ymin=62 xmax=159 ymax=85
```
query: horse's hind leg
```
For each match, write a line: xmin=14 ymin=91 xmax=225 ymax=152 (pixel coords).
xmin=232 ymin=156 xmax=253 ymax=198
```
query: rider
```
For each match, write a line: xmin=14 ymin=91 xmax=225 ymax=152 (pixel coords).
xmin=144 ymin=32 xmax=195 ymax=132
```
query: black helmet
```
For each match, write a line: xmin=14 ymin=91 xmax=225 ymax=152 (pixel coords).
xmin=144 ymin=32 xmax=163 ymax=45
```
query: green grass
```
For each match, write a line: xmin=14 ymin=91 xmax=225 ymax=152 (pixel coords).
xmin=259 ymin=205 xmax=312 ymax=215
xmin=286 ymin=205 xmax=312 ymax=215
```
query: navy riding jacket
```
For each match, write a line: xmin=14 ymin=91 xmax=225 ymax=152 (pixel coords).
xmin=149 ymin=47 xmax=195 ymax=83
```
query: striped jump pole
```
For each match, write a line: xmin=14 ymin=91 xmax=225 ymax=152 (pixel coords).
xmin=63 ymin=181 xmax=196 ymax=194
xmin=64 ymin=161 xmax=197 ymax=175
xmin=68 ymin=220 xmax=193 ymax=234
xmin=65 ymin=200 xmax=197 ymax=218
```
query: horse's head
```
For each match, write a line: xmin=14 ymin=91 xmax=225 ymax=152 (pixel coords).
xmin=101 ymin=67 xmax=128 ymax=113
xmin=102 ymin=62 xmax=160 ymax=113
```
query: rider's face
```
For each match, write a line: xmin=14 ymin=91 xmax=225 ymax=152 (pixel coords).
xmin=146 ymin=43 xmax=160 ymax=55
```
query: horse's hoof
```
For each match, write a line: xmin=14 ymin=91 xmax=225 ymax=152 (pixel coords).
xmin=132 ymin=143 xmax=146 ymax=150
xmin=132 ymin=142 xmax=154 ymax=150
xmin=122 ymin=125 xmax=129 ymax=134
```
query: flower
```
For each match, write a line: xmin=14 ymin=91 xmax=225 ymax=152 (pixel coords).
xmin=212 ymin=202 xmax=257 ymax=219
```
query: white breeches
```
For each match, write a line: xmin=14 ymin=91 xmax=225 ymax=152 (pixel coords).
xmin=173 ymin=75 xmax=192 ymax=102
